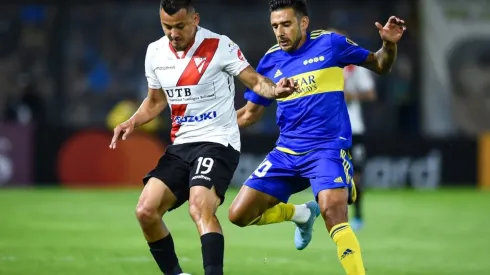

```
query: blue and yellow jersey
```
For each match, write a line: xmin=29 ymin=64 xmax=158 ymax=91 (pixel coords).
xmin=245 ymin=30 xmax=370 ymax=154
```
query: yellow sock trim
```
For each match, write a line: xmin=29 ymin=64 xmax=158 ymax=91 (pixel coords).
xmin=248 ymin=203 xmax=295 ymax=226
xmin=330 ymin=223 xmax=366 ymax=275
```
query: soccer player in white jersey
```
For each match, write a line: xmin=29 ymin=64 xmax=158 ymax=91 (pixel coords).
xmin=108 ymin=1 xmax=296 ymax=274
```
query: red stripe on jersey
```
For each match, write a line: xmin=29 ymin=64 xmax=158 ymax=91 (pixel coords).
xmin=177 ymin=38 xmax=220 ymax=85
xmin=170 ymin=104 xmax=188 ymax=141
xmin=170 ymin=38 xmax=220 ymax=142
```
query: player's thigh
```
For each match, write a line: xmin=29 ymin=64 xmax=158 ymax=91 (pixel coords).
xmin=141 ymin=150 xmax=190 ymax=213
xmin=136 ymin=177 xmax=177 ymax=218
xmin=301 ymin=150 xmax=352 ymax=227
xmin=299 ymin=149 xmax=354 ymax=204
xmin=228 ymin=184 xmax=282 ymax=225
xmin=188 ymin=143 xmax=240 ymax=208
xmin=243 ymin=149 xmax=309 ymax=204
xmin=188 ymin=185 xmax=221 ymax=219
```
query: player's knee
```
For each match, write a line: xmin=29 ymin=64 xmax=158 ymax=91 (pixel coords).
xmin=188 ymin=189 xmax=219 ymax=223
xmin=188 ymin=201 xmax=203 ymax=223
xmin=320 ymin=203 xmax=347 ymax=223
xmin=188 ymin=201 xmax=216 ymax=224
xmin=318 ymin=189 xmax=349 ymax=225
xmin=228 ymin=206 xmax=249 ymax=227
xmin=135 ymin=204 xmax=160 ymax=226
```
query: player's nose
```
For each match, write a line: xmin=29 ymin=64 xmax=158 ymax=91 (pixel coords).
xmin=170 ymin=30 xmax=180 ymax=40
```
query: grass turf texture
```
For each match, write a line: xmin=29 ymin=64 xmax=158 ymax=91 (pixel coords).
xmin=0 ymin=188 xmax=488 ymax=274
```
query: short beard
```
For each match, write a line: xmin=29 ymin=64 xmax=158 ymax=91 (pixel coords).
xmin=286 ymin=30 xmax=303 ymax=52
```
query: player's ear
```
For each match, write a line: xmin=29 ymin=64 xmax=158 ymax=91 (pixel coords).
xmin=193 ymin=12 xmax=200 ymax=26
xmin=300 ymin=16 xmax=309 ymax=31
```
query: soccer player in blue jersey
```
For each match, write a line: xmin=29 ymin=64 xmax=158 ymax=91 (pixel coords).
xmin=228 ymin=0 xmax=405 ymax=274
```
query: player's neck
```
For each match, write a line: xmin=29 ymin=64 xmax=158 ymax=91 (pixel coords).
xmin=289 ymin=32 xmax=308 ymax=54
xmin=297 ymin=33 xmax=308 ymax=49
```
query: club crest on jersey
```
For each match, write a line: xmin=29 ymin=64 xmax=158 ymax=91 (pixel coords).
xmin=228 ymin=42 xmax=239 ymax=53
xmin=194 ymin=57 xmax=207 ymax=74
xmin=174 ymin=111 xmax=217 ymax=124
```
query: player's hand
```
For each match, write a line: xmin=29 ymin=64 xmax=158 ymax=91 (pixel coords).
xmin=274 ymin=77 xmax=298 ymax=99
xmin=375 ymin=16 xmax=406 ymax=44
xmin=109 ymin=118 xmax=135 ymax=149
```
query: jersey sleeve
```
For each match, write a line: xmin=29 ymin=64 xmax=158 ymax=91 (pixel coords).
xmin=243 ymin=57 xmax=274 ymax=107
xmin=331 ymin=33 xmax=370 ymax=67
xmin=145 ymin=43 xmax=161 ymax=89
xmin=219 ymin=36 xmax=250 ymax=76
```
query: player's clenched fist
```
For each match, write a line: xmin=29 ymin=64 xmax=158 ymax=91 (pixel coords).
xmin=109 ymin=118 xmax=135 ymax=149
xmin=274 ymin=77 xmax=298 ymax=99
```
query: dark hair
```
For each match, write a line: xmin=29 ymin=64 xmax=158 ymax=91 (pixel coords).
xmin=269 ymin=0 xmax=308 ymax=17
xmin=160 ymin=0 xmax=194 ymax=15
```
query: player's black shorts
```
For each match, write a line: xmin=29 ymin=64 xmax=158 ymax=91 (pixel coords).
xmin=143 ymin=142 xmax=240 ymax=211
xmin=351 ymin=135 xmax=367 ymax=173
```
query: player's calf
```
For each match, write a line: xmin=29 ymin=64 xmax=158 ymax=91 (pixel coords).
xmin=189 ymin=186 xmax=225 ymax=275
xmin=135 ymin=178 xmax=183 ymax=275
xmin=318 ymin=188 xmax=366 ymax=275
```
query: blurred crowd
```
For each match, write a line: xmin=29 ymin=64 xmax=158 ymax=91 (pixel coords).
xmin=0 ymin=5 xmax=56 ymax=125
xmin=0 ymin=0 xmax=418 ymax=135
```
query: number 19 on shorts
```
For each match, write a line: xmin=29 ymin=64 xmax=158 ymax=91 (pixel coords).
xmin=195 ymin=157 xmax=214 ymax=175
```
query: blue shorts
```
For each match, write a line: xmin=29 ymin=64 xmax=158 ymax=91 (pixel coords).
xmin=244 ymin=148 xmax=354 ymax=203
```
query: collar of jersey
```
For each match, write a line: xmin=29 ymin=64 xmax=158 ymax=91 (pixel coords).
xmin=282 ymin=31 xmax=311 ymax=57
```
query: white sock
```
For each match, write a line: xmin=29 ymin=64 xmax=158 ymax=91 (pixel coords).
xmin=291 ymin=204 xmax=311 ymax=224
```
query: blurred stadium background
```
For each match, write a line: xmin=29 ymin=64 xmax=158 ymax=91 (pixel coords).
xmin=1 ymin=0 xmax=490 ymax=274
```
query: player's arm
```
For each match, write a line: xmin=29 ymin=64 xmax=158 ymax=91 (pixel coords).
xmin=235 ymin=55 xmax=275 ymax=128
xmin=237 ymin=66 xmax=292 ymax=99
xmin=109 ymin=43 xmax=166 ymax=148
xmin=129 ymin=88 xmax=168 ymax=127
xmin=131 ymin=42 xmax=168 ymax=127
xmin=334 ymin=35 xmax=395 ymax=75
xmin=219 ymin=36 xmax=295 ymax=99
xmin=360 ymin=42 xmax=397 ymax=75
xmin=236 ymin=101 xmax=266 ymax=128
xmin=333 ymin=16 xmax=405 ymax=75
xmin=361 ymin=16 xmax=406 ymax=74
xmin=109 ymin=88 xmax=167 ymax=149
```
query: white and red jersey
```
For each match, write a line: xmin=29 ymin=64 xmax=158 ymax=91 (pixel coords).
xmin=145 ymin=27 xmax=250 ymax=151
xmin=343 ymin=65 xmax=375 ymax=135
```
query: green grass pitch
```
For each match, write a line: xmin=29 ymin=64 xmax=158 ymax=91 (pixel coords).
xmin=0 ymin=188 xmax=489 ymax=274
